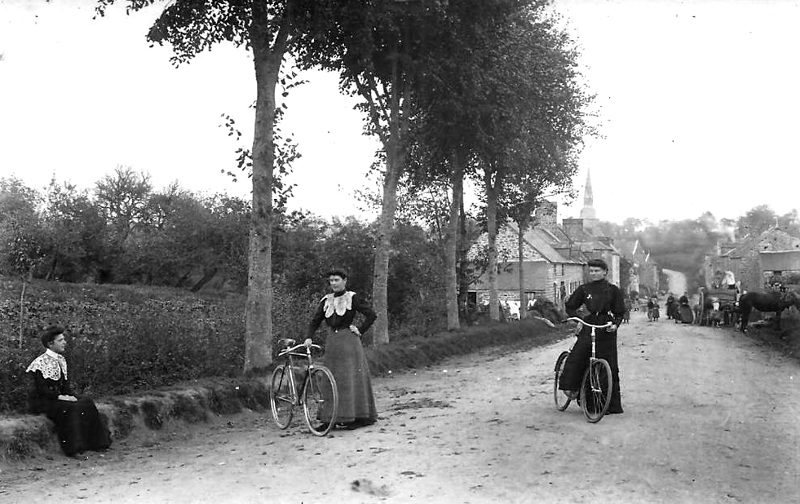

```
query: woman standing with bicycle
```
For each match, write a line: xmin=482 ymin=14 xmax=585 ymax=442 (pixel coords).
xmin=306 ymin=268 xmax=378 ymax=430
xmin=559 ymin=258 xmax=627 ymax=414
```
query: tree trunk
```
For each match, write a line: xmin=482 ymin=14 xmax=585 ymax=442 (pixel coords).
xmin=485 ymin=170 xmax=500 ymax=321
xmin=458 ymin=199 xmax=469 ymax=320
xmin=18 ymin=279 xmax=27 ymax=349
xmin=517 ymin=218 xmax=527 ymax=320
xmin=445 ymin=149 xmax=464 ymax=330
xmin=370 ymin=141 xmax=402 ymax=345
xmin=243 ymin=36 xmax=283 ymax=372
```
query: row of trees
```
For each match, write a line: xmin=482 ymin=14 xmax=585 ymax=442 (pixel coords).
xmin=84 ymin=0 xmax=594 ymax=371
xmin=1 ymin=170 xmax=249 ymax=289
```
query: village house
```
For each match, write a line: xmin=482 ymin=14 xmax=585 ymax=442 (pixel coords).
xmin=534 ymin=174 xmax=622 ymax=286
xmin=760 ymin=250 xmax=800 ymax=287
xmin=468 ymin=171 xmax=623 ymax=312
xmin=704 ymin=226 xmax=800 ymax=292
xmin=467 ymin=221 xmax=584 ymax=311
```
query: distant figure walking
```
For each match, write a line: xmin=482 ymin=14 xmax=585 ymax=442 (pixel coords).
xmin=647 ymin=297 xmax=660 ymax=322
xmin=623 ymin=297 xmax=632 ymax=324
xmin=678 ymin=292 xmax=694 ymax=324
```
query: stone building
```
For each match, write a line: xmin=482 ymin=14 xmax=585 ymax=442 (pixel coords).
xmin=468 ymin=171 xmax=622 ymax=308
xmin=704 ymin=227 xmax=800 ymax=292
xmin=468 ymin=221 xmax=584 ymax=307
xmin=760 ymin=250 xmax=800 ymax=286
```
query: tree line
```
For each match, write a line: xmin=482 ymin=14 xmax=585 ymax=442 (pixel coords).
xmin=12 ymin=0 xmax=594 ymax=372
xmin=0 ymin=170 xmax=455 ymax=341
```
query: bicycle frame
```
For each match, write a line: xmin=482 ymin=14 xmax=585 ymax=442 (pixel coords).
xmin=276 ymin=341 xmax=319 ymax=407
xmin=561 ymin=316 xmax=615 ymax=422
xmin=271 ymin=338 xmax=338 ymax=436
xmin=565 ymin=316 xmax=612 ymax=367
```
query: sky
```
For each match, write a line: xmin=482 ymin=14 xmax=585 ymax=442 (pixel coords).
xmin=1 ymin=0 xmax=799 ymax=225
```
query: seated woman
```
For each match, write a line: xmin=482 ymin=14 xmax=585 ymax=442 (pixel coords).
xmin=26 ymin=325 xmax=111 ymax=457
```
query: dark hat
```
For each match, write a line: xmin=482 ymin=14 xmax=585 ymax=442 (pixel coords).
xmin=587 ymin=258 xmax=608 ymax=271
xmin=326 ymin=267 xmax=348 ymax=279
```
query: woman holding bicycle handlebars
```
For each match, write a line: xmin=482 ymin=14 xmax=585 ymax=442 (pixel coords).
xmin=559 ymin=258 xmax=627 ymax=414
xmin=306 ymin=268 xmax=378 ymax=430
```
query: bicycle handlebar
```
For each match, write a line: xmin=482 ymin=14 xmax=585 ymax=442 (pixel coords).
xmin=277 ymin=338 xmax=323 ymax=357
xmin=564 ymin=317 xmax=613 ymax=329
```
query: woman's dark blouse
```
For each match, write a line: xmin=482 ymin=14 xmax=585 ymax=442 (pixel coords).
xmin=307 ymin=291 xmax=377 ymax=340
xmin=565 ymin=279 xmax=626 ymax=327
xmin=29 ymin=371 xmax=75 ymax=413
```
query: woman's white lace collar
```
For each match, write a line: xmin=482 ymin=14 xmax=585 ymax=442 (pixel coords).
xmin=323 ymin=291 xmax=355 ymax=317
xmin=26 ymin=350 xmax=67 ymax=381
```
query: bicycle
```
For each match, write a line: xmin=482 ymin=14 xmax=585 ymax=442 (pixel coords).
xmin=269 ymin=338 xmax=339 ymax=436
xmin=553 ymin=317 xmax=614 ymax=423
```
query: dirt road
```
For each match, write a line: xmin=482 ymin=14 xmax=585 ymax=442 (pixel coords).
xmin=2 ymin=309 xmax=799 ymax=503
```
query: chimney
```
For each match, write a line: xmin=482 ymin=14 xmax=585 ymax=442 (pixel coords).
xmin=535 ymin=200 xmax=558 ymax=228
xmin=562 ymin=218 xmax=585 ymax=239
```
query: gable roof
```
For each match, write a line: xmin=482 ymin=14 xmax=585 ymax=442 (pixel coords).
xmin=468 ymin=221 xmax=580 ymax=265
xmin=725 ymin=226 xmax=800 ymax=258
xmin=512 ymin=222 xmax=581 ymax=265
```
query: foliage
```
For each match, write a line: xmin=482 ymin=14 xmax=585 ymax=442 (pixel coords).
xmin=40 ymin=179 xmax=108 ymax=282
xmin=94 ymin=165 xmax=152 ymax=242
xmin=365 ymin=318 xmax=562 ymax=375
xmin=0 ymin=279 xmax=245 ymax=414
xmin=1 ymin=175 xmax=250 ymax=290
xmin=0 ymin=177 xmax=44 ymax=280
xmin=737 ymin=205 xmax=800 ymax=238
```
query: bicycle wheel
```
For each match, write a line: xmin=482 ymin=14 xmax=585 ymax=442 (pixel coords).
xmin=554 ymin=351 xmax=572 ymax=411
xmin=270 ymin=364 xmax=294 ymax=429
xmin=302 ymin=366 xmax=338 ymax=437
xmin=580 ymin=358 xmax=613 ymax=423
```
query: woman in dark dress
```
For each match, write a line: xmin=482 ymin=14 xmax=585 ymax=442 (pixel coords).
xmin=559 ymin=259 xmax=626 ymax=414
xmin=306 ymin=269 xmax=378 ymax=430
xmin=26 ymin=326 xmax=111 ymax=457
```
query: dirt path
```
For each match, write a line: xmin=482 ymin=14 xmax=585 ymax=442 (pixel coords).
xmin=2 ymin=310 xmax=799 ymax=503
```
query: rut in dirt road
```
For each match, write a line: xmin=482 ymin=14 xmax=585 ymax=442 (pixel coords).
xmin=2 ymin=311 xmax=799 ymax=503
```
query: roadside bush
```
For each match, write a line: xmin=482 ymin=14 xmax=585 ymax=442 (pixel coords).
xmin=366 ymin=318 xmax=562 ymax=374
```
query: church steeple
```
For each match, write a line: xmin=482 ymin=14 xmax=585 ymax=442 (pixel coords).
xmin=579 ymin=169 xmax=597 ymax=221
xmin=583 ymin=169 xmax=594 ymax=208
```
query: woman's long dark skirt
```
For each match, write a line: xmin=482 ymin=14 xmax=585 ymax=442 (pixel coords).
xmin=324 ymin=329 xmax=377 ymax=425
xmin=44 ymin=398 xmax=111 ymax=456
xmin=558 ymin=331 xmax=623 ymax=413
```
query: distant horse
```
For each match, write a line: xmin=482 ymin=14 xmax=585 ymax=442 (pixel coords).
xmin=737 ymin=290 xmax=800 ymax=332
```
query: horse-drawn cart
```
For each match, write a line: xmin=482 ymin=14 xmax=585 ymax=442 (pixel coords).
xmin=699 ymin=287 xmax=739 ymax=327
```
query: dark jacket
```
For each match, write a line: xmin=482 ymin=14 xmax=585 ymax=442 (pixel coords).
xmin=565 ymin=279 xmax=626 ymax=328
